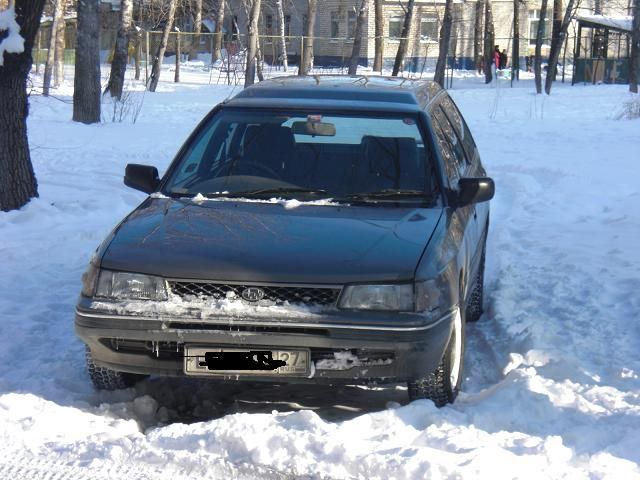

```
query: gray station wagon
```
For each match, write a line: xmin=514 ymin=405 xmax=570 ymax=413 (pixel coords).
xmin=76 ymin=75 xmax=494 ymax=407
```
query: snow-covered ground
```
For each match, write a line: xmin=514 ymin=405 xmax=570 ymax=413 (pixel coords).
xmin=1 ymin=68 xmax=639 ymax=479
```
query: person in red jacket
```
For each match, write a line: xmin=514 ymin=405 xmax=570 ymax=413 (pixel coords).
xmin=493 ymin=46 xmax=501 ymax=70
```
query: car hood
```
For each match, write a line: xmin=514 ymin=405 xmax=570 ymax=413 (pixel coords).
xmin=100 ymin=198 xmax=443 ymax=284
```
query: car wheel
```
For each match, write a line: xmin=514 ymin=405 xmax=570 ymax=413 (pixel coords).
xmin=466 ymin=238 xmax=486 ymax=323
xmin=85 ymin=346 xmax=147 ymax=390
xmin=407 ymin=306 xmax=465 ymax=407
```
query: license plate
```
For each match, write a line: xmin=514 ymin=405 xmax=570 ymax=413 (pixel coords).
xmin=184 ymin=346 xmax=310 ymax=376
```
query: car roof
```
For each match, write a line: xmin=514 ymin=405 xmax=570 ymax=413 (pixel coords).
xmin=225 ymin=75 xmax=443 ymax=113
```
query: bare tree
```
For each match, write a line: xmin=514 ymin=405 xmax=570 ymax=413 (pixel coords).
xmin=630 ymin=0 xmax=639 ymax=93
xmin=73 ymin=0 xmax=101 ymax=123
xmin=373 ymin=0 xmax=383 ymax=72
xmin=147 ymin=0 xmax=177 ymax=92
xmin=0 ymin=0 xmax=46 ymax=212
xmin=534 ymin=0 xmax=548 ymax=94
xmin=212 ymin=0 xmax=225 ymax=64
xmin=392 ymin=0 xmax=415 ymax=76
xmin=348 ymin=0 xmax=368 ymax=74
xmin=275 ymin=0 xmax=287 ymax=71
xmin=434 ymin=0 xmax=454 ymax=87
xmin=474 ymin=0 xmax=484 ymax=74
xmin=105 ymin=0 xmax=133 ymax=99
xmin=244 ymin=0 xmax=261 ymax=86
xmin=512 ymin=0 xmax=520 ymax=81
xmin=175 ymin=27 xmax=181 ymax=82
xmin=299 ymin=0 xmax=316 ymax=75
xmin=189 ymin=0 xmax=202 ymax=60
xmin=43 ymin=0 xmax=63 ymax=96
xmin=53 ymin=0 xmax=66 ymax=86
xmin=483 ymin=0 xmax=495 ymax=83
xmin=544 ymin=0 xmax=577 ymax=94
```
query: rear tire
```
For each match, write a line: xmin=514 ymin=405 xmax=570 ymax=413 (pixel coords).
xmin=85 ymin=346 xmax=147 ymax=390
xmin=407 ymin=306 xmax=465 ymax=407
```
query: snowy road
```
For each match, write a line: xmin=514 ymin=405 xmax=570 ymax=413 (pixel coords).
xmin=1 ymin=75 xmax=639 ymax=479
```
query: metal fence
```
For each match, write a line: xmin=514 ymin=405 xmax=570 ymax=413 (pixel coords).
xmin=33 ymin=29 xmax=588 ymax=86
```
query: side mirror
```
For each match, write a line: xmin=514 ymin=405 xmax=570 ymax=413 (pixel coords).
xmin=124 ymin=164 xmax=160 ymax=194
xmin=455 ymin=177 xmax=495 ymax=208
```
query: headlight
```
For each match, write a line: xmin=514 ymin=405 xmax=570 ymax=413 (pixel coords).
xmin=81 ymin=262 xmax=100 ymax=297
xmin=339 ymin=284 xmax=414 ymax=311
xmin=95 ymin=270 xmax=168 ymax=300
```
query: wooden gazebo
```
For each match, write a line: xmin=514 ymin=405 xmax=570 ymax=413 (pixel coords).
xmin=572 ymin=14 xmax=636 ymax=84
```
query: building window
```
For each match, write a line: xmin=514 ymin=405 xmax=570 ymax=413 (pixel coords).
xmin=528 ymin=9 xmax=551 ymax=45
xmin=330 ymin=11 xmax=339 ymax=38
xmin=388 ymin=17 xmax=403 ymax=39
xmin=285 ymin=15 xmax=291 ymax=36
xmin=347 ymin=10 xmax=356 ymax=38
xmin=265 ymin=14 xmax=273 ymax=36
xmin=420 ymin=14 xmax=438 ymax=41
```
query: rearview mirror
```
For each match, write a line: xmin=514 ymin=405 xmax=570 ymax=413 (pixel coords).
xmin=291 ymin=121 xmax=336 ymax=136
xmin=124 ymin=164 xmax=160 ymax=194
xmin=455 ymin=177 xmax=495 ymax=207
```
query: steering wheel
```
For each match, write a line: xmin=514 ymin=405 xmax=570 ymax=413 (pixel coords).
xmin=212 ymin=160 xmax=283 ymax=180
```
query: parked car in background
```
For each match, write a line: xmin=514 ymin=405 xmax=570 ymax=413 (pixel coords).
xmin=76 ymin=75 xmax=494 ymax=407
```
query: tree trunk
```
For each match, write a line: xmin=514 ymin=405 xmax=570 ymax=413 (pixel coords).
xmin=275 ymin=0 xmax=288 ymax=71
xmin=244 ymin=0 xmax=261 ymax=87
xmin=189 ymin=0 xmax=202 ymax=60
xmin=373 ymin=0 xmax=383 ymax=72
xmin=54 ymin=0 xmax=67 ymax=86
xmin=392 ymin=0 xmax=415 ymax=76
xmin=73 ymin=0 xmax=101 ymax=123
xmin=534 ymin=0 xmax=548 ymax=94
xmin=299 ymin=0 xmax=317 ymax=75
xmin=549 ymin=0 xmax=562 ymax=82
xmin=0 ymin=0 xmax=46 ymax=212
xmin=175 ymin=30 xmax=180 ymax=82
xmin=512 ymin=0 xmax=519 ymax=81
xmin=434 ymin=0 xmax=454 ymax=87
xmin=43 ymin=0 xmax=63 ymax=96
xmin=147 ymin=0 xmax=177 ymax=92
xmin=474 ymin=0 xmax=484 ymax=74
xmin=483 ymin=0 xmax=495 ymax=83
xmin=212 ymin=0 xmax=225 ymax=63
xmin=545 ymin=0 xmax=576 ymax=94
xmin=105 ymin=0 xmax=133 ymax=99
xmin=348 ymin=0 xmax=368 ymax=74
xmin=134 ymin=30 xmax=142 ymax=80
xmin=630 ymin=0 xmax=639 ymax=93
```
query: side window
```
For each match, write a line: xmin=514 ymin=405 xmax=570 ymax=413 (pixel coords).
xmin=431 ymin=114 xmax=459 ymax=184
xmin=440 ymin=96 xmax=478 ymax=164
xmin=432 ymin=108 xmax=467 ymax=179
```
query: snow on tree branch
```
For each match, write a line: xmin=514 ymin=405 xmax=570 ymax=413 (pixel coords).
xmin=0 ymin=7 xmax=25 ymax=66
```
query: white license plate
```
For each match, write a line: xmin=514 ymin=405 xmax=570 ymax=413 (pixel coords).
xmin=184 ymin=346 xmax=310 ymax=376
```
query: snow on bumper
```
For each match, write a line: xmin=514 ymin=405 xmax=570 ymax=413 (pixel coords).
xmin=75 ymin=296 xmax=454 ymax=384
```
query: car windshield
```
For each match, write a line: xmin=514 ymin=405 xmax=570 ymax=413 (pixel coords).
xmin=162 ymin=109 xmax=438 ymax=203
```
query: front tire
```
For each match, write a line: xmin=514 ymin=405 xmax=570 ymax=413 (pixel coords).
xmin=407 ymin=306 xmax=465 ymax=407
xmin=466 ymin=238 xmax=486 ymax=323
xmin=85 ymin=346 xmax=147 ymax=390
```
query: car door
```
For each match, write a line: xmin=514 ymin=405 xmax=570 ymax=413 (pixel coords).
xmin=429 ymin=100 xmax=477 ymax=304
xmin=439 ymin=95 xmax=489 ymax=240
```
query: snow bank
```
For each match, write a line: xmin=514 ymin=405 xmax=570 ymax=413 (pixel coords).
xmin=0 ymin=7 xmax=24 ymax=66
xmin=0 ymin=74 xmax=639 ymax=479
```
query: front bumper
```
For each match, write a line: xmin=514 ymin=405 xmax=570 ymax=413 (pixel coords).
xmin=75 ymin=297 xmax=454 ymax=384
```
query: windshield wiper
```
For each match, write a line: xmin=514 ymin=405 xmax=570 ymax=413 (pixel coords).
xmin=342 ymin=189 xmax=432 ymax=201
xmin=205 ymin=187 xmax=329 ymax=198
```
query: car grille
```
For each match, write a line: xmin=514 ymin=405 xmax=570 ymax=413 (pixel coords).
xmin=168 ymin=281 xmax=341 ymax=307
